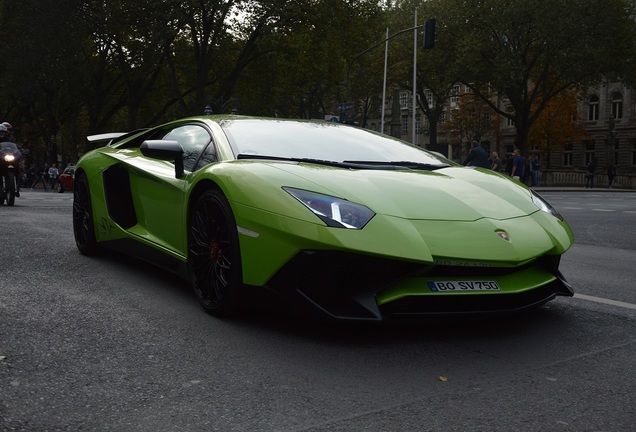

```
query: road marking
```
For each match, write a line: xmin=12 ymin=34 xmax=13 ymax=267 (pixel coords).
xmin=574 ymin=293 xmax=636 ymax=310
xmin=590 ymin=209 xmax=615 ymax=212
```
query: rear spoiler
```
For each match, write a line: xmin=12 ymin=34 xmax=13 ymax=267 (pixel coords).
xmin=87 ymin=129 xmax=149 ymax=148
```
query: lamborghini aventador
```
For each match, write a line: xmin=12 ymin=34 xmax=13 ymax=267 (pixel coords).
xmin=73 ymin=115 xmax=574 ymax=320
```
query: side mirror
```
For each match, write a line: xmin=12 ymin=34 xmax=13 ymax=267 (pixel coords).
xmin=140 ymin=140 xmax=185 ymax=178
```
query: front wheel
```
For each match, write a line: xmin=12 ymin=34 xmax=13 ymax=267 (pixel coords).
xmin=189 ymin=189 xmax=243 ymax=316
xmin=73 ymin=173 xmax=98 ymax=255
xmin=5 ymin=172 xmax=16 ymax=206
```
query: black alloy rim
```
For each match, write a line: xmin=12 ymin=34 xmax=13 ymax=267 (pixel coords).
xmin=190 ymin=195 xmax=233 ymax=307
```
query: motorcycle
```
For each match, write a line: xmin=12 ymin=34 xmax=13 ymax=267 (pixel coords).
xmin=0 ymin=141 xmax=22 ymax=206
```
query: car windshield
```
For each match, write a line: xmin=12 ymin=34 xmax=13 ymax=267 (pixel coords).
xmin=219 ymin=119 xmax=453 ymax=166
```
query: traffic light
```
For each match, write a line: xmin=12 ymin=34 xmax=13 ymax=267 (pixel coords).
xmin=424 ymin=19 xmax=436 ymax=49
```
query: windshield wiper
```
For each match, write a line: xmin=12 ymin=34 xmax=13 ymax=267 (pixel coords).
xmin=343 ymin=160 xmax=451 ymax=171
xmin=236 ymin=154 xmax=450 ymax=171
xmin=236 ymin=154 xmax=396 ymax=169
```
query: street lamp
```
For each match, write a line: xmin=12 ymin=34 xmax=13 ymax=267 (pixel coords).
xmin=204 ymin=104 xmax=214 ymax=115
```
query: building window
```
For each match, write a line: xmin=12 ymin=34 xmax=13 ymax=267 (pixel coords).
xmin=506 ymin=116 xmax=514 ymax=127
xmin=611 ymin=93 xmax=623 ymax=119
xmin=425 ymin=89 xmax=435 ymax=109
xmin=584 ymin=140 xmax=595 ymax=165
xmin=400 ymin=92 xmax=409 ymax=109
xmin=632 ymin=139 xmax=636 ymax=166
xmin=563 ymin=141 xmax=573 ymax=166
xmin=415 ymin=114 xmax=421 ymax=133
xmin=402 ymin=115 xmax=409 ymax=135
xmin=450 ymin=85 xmax=460 ymax=104
xmin=588 ymin=95 xmax=599 ymax=121
xmin=422 ymin=115 xmax=430 ymax=131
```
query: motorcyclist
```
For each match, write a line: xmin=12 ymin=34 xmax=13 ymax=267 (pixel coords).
xmin=0 ymin=126 xmax=23 ymax=201
xmin=1 ymin=122 xmax=16 ymax=142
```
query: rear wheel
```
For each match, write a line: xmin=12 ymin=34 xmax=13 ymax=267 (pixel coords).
xmin=189 ymin=189 xmax=243 ymax=316
xmin=73 ymin=173 xmax=98 ymax=255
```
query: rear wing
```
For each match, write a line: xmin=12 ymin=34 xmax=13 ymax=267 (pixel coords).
xmin=87 ymin=129 xmax=149 ymax=148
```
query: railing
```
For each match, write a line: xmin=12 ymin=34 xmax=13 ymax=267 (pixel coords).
xmin=542 ymin=170 xmax=635 ymax=189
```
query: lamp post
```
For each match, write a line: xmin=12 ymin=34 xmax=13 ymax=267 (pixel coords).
xmin=345 ymin=25 xmax=423 ymax=109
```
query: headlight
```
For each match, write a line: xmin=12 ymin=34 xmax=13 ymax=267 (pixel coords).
xmin=284 ymin=187 xmax=375 ymax=229
xmin=531 ymin=190 xmax=563 ymax=221
xmin=3 ymin=154 xmax=15 ymax=163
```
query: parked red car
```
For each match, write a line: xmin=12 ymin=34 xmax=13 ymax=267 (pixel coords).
xmin=59 ymin=165 xmax=75 ymax=190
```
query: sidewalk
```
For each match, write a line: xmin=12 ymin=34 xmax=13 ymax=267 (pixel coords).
xmin=532 ymin=186 xmax=635 ymax=193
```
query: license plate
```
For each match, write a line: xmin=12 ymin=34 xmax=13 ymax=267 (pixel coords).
xmin=427 ymin=280 xmax=501 ymax=292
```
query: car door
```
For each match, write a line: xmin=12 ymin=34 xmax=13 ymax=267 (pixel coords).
xmin=125 ymin=122 xmax=215 ymax=257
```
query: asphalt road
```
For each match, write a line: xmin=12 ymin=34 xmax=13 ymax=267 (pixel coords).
xmin=1 ymin=189 xmax=634 ymax=432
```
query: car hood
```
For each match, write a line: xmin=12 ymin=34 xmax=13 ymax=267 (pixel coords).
xmin=264 ymin=163 xmax=536 ymax=221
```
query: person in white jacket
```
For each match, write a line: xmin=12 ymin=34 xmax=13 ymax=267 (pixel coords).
xmin=48 ymin=163 xmax=60 ymax=191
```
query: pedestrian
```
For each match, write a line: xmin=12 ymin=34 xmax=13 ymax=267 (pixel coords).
xmin=531 ymin=156 xmax=541 ymax=187
xmin=48 ymin=163 xmax=60 ymax=191
xmin=43 ymin=163 xmax=50 ymax=190
xmin=504 ymin=154 xmax=514 ymax=176
xmin=585 ymin=158 xmax=597 ymax=188
xmin=26 ymin=164 xmax=37 ymax=187
xmin=523 ymin=155 xmax=532 ymax=185
xmin=30 ymin=164 xmax=48 ymax=191
xmin=462 ymin=140 xmax=490 ymax=169
xmin=510 ymin=148 xmax=525 ymax=181
xmin=607 ymin=164 xmax=616 ymax=188
xmin=490 ymin=151 xmax=502 ymax=172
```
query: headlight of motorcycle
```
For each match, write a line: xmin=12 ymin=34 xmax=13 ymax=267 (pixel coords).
xmin=531 ymin=190 xmax=563 ymax=221
xmin=3 ymin=154 xmax=15 ymax=163
xmin=284 ymin=187 xmax=375 ymax=229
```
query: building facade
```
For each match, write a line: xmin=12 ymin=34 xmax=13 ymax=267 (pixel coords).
xmin=362 ymin=83 xmax=636 ymax=187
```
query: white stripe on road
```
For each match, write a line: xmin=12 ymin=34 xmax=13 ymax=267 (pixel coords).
xmin=574 ymin=293 xmax=636 ymax=310
xmin=590 ymin=209 xmax=615 ymax=212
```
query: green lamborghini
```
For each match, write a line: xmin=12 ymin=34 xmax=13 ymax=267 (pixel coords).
xmin=73 ymin=115 xmax=574 ymax=320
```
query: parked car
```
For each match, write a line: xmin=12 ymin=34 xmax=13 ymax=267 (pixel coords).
xmin=73 ymin=115 xmax=574 ymax=320
xmin=59 ymin=165 xmax=75 ymax=190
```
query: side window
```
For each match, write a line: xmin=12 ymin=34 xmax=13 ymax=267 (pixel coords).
xmin=194 ymin=143 xmax=218 ymax=171
xmin=161 ymin=125 xmax=213 ymax=172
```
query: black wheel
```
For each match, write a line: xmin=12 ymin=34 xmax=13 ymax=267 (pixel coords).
xmin=73 ymin=173 xmax=98 ymax=255
xmin=5 ymin=172 xmax=15 ymax=206
xmin=189 ymin=189 xmax=243 ymax=316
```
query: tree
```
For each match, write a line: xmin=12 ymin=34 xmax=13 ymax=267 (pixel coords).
xmin=441 ymin=86 xmax=500 ymax=160
xmin=447 ymin=0 xmax=636 ymax=154
xmin=528 ymin=87 xmax=587 ymax=168
xmin=0 ymin=0 xmax=88 ymax=161
xmin=234 ymin=0 xmax=387 ymax=119
xmin=385 ymin=1 xmax=465 ymax=149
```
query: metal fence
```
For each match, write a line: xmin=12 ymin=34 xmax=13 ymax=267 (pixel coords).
xmin=542 ymin=170 xmax=635 ymax=189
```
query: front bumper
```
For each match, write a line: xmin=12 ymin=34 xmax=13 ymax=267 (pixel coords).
xmin=265 ymin=251 xmax=573 ymax=321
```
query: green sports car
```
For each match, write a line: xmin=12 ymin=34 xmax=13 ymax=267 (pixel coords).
xmin=73 ymin=115 xmax=574 ymax=320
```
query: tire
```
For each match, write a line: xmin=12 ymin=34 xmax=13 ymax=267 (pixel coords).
xmin=5 ymin=172 xmax=15 ymax=206
xmin=73 ymin=173 xmax=99 ymax=255
xmin=189 ymin=188 xmax=243 ymax=316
